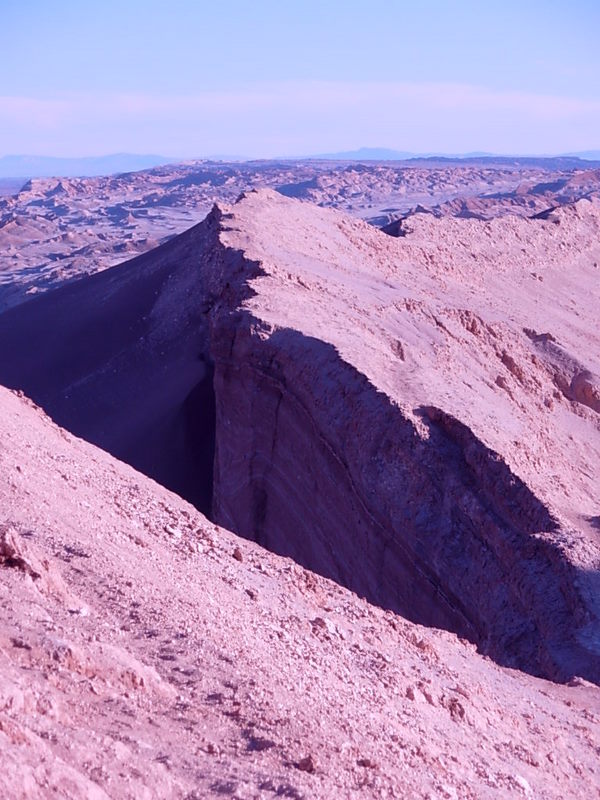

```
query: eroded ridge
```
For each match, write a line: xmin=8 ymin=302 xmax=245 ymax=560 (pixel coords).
xmin=0 ymin=189 xmax=599 ymax=683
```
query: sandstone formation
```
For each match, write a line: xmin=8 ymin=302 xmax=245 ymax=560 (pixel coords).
xmin=1 ymin=190 xmax=599 ymax=691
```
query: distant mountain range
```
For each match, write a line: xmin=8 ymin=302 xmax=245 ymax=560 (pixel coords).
xmin=0 ymin=153 xmax=174 ymax=178
xmin=1 ymin=149 xmax=599 ymax=179
xmin=310 ymin=147 xmax=600 ymax=162
xmin=310 ymin=147 xmax=417 ymax=161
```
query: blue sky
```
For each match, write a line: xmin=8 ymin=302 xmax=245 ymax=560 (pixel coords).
xmin=1 ymin=0 xmax=599 ymax=157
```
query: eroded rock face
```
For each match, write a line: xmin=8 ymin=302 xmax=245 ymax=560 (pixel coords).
xmin=1 ymin=189 xmax=599 ymax=684
xmin=208 ymin=319 xmax=595 ymax=680
xmin=206 ymin=191 xmax=600 ymax=682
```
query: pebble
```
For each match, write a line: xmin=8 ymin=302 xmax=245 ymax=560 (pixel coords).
xmin=357 ymin=757 xmax=377 ymax=768
xmin=232 ymin=547 xmax=244 ymax=562
xmin=515 ymin=775 xmax=533 ymax=797
xmin=296 ymin=755 xmax=315 ymax=773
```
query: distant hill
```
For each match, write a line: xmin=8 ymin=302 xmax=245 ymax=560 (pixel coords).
xmin=0 ymin=153 xmax=175 ymax=178
xmin=308 ymin=148 xmax=503 ymax=161
xmin=311 ymin=147 xmax=416 ymax=160
xmin=3 ymin=150 xmax=599 ymax=180
xmin=308 ymin=147 xmax=600 ymax=165
xmin=565 ymin=150 xmax=600 ymax=161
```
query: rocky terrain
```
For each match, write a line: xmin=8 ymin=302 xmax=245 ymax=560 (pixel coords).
xmin=1 ymin=379 xmax=599 ymax=799
xmin=402 ymin=168 xmax=600 ymax=224
xmin=1 ymin=157 xmax=599 ymax=311
xmin=1 ymin=178 xmax=600 ymax=797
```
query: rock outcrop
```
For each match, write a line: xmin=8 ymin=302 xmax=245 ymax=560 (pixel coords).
xmin=0 ymin=190 xmax=599 ymax=685
xmin=207 ymin=192 xmax=600 ymax=683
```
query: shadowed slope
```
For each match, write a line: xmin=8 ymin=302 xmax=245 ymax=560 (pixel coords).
xmin=0 ymin=215 xmax=219 ymax=514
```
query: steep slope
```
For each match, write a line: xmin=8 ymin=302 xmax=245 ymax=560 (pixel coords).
xmin=1 ymin=386 xmax=599 ymax=799
xmin=207 ymin=192 xmax=600 ymax=682
xmin=0 ymin=190 xmax=599 ymax=683
xmin=0 ymin=218 xmax=218 ymax=514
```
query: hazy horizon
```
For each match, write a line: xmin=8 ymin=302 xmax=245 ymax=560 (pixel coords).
xmin=1 ymin=147 xmax=600 ymax=164
xmin=1 ymin=1 xmax=599 ymax=159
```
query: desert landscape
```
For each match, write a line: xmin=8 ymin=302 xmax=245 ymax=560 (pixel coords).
xmin=0 ymin=151 xmax=599 ymax=797
xmin=1 ymin=157 xmax=599 ymax=312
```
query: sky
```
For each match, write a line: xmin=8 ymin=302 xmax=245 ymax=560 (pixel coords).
xmin=1 ymin=0 xmax=599 ymax=158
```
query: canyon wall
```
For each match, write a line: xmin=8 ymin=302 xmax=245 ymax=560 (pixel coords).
xmin=208 ymin=299 xmax=595 ymax=682
xmin=206 ymin=191 xmax=600 ymax=682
